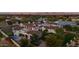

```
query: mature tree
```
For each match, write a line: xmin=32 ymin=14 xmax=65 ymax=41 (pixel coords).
xmin=72 ymin=26 xmax=79 ymax=32
xmin=40 ymin=28 xmax=65 ymax=47
xmin=41 ymin=29 xmax=48 ymax=41
xmin=55 ymin=28 xmax=64 ymax=41
xmin=63 ymin=25 xmax=72 ymax=31
xmin=0 ymin=16 xmax=6 ymax=22
xmin=44 ymin=33 xmax=64 ymax=47
xmin=19 ymin=39 xmax=29 ymax=47
xmin=63 ymin=33 xmax=75 ymax=46
xmin=31 ymin=34 xmax=41 ymax=46
xmin=27 ymin=16 xmax=41 ymax=22
xmin=46 ymin=16 xmax=56 ymax=22
xmin=55 ymin=28 xmax=64 ymax=35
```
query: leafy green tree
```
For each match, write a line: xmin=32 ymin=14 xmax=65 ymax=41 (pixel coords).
xmin=63 ymin=33 xmax=75 ymax=46
xmin=67 ymin=17 xmax=72 ymax=21
xmin=55 ymin=28 xmax=64 ymax=35
xmin=44 ymin=33 xmax=64 ymax=47
xmin=27 ymin=16 xmax=41 ymax=22
xmin=19 ymin=39 xmax=29 ymax=47
xmin=63 ymin=25 xmax=72 ymax=31
xmin=55 ymin=28 xmax=64 ymax=41
xmin=72 ymin=26 xmax=79 ymax=32
xmin=0 ymin=16 xmax=6 ymax=22
xmin=41 ymin=29 xmax=48 ymax=41
xmin=31 ymin=33 xmax=41 ymax=46
xmin=46 ymin=16 xmax=55 ymax=22
xmin=41 ymin=28 xmax=65 ymax=47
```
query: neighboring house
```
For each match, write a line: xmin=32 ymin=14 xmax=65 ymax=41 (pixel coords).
xmin=48 ymin=29 xmax=56 ymax=33
xmin=46 ymin=26 xmax=56 ymax=33
xmin=15 ymin=16 xmax=22 ymax=20
xmin=12 ymin=19 xmax=60 ymax=41
xmin=0 ymin=37 xmax=16 ymax=47
xmin=54 ymin=20 xmax=77 ymax=28
xmin=12 ymin=23 xmax=33 ymax=41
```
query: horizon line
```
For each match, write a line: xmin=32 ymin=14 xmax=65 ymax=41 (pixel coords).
xmin=0 ymin=12 xmax=79 ymax=15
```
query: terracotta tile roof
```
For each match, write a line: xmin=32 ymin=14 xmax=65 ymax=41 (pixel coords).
xmin=0 ymin=37 xmax=16 ymax=47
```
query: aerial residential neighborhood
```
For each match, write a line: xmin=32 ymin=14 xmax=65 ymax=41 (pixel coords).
xmin=0 ymin=12 xmax=79 ymax=47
